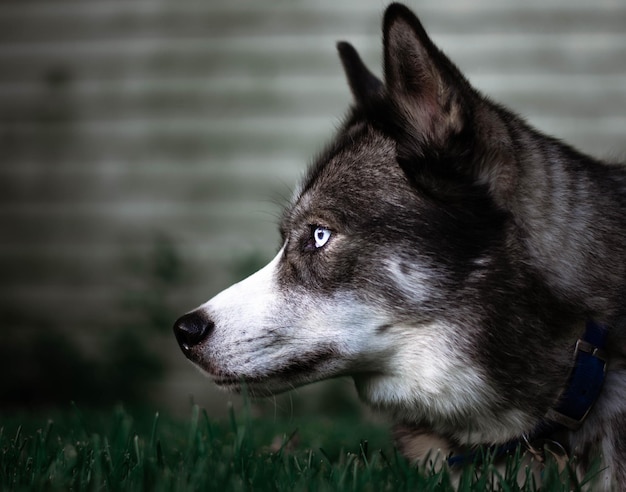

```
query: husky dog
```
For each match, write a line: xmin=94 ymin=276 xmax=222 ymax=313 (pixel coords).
xmin=174 ymin=3 xmax=626 ymax=488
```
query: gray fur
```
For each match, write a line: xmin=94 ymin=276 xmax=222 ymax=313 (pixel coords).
xmin=174 ymin=3 xmax=626 ymax=488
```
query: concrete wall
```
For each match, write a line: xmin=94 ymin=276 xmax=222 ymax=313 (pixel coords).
xmin=1 ymin=0 xmax=625 ymax=414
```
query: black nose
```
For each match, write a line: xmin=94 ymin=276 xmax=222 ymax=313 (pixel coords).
xmin=173 ymin=311 xmax=213 ymax=354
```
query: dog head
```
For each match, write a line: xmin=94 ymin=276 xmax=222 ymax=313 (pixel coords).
xmin=174 ymin=3 xmax=575 ymax=443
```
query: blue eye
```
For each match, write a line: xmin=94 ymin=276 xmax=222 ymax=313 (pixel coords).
xmin=313 ymin=226 xmax=331 ymax=248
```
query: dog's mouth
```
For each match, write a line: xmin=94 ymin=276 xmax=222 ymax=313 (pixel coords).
xmin=212 ymin=375 xmax=262 ymax=389
xmin=207 ymin=345 xmax=342 ymax=395
xmin=212 ymin=377 xmax=241 ymax=387
xmin=210 ymin=375 xmax=293 ymax=397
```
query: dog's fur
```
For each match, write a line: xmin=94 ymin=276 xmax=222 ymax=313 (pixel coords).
xmin=174 ymin=4 xmax=626 ymax=489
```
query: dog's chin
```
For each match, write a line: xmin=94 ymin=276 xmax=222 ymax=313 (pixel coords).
xmin=210 ymin=375 xmax=298 ymax=397
xmin=204 ymin=362 xmax=346 ymax=397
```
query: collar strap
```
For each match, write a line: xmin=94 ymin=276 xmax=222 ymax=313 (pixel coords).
xmin=447 ymin=320 xmax=608 ymax=467
xmin=544 ymin=319 xmax=608 ymax=430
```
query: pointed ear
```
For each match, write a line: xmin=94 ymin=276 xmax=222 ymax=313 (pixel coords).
xmin=383 ymin=3 xmax=469 ymax=145
xmin=337 ymin=41 xmax=383 ymax=105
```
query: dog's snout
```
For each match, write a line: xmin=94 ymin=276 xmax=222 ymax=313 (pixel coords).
xmin=173 ymin=311 xmax=213 ymax=354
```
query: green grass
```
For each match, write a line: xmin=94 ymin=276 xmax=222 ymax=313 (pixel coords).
xmin=0 ymin=403 xmax=589 ymax=491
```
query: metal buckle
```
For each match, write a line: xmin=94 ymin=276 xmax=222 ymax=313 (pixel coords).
xmin=574 ymin=338 xmax=608 ymax=362
xmin=544 ymin=337 xmax=608 ymax=430
xmin=544 ymin=408 xmax=587 ymax=430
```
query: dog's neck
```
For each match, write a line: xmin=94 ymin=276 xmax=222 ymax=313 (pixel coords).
xmin=448 ymin=320 xmax=608 ymax=467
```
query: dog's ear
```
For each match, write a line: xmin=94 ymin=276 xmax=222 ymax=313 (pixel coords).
xmin=337 ymin=41 xmax=384 ymax=105
xmin=381 ymin=4 xmax=516 ymax=204
xmin=383 ymin=3 xmax=468 ymax=146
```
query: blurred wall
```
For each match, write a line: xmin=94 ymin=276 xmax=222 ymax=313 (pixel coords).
xmin=0 ymin=0 xmax=625 ymax=414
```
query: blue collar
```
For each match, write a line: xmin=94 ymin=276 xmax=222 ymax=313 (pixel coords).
xmin=447 ymin=320 xmax=608 ymax=467
xmin=544 ymin=319 xmax=608 ymax=430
